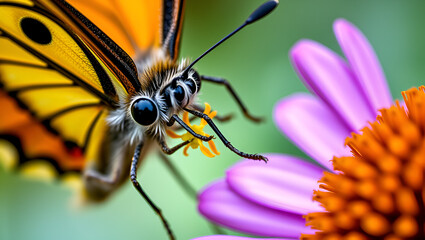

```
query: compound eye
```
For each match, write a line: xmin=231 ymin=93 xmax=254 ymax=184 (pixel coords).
xmin=174 ymin=85 xmax=185 ymax=104
xmin=131 ymin=98 xmax=158 ymax=126
xmin=185 ymin=79 xmax=197 ymax=94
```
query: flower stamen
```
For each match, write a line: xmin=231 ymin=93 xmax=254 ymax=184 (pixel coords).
xmin=166 ymin=103 xmax=220 ymax=158
xmin=302 ymin=87 xmax=425 ymax=239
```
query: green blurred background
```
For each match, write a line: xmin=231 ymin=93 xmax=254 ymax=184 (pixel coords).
xmin=2 ymin=0 xmax=425 ymax=239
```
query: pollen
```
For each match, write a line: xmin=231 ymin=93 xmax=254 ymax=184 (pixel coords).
xmin=301 ymin=87 xmax=425 ymax=240
xmin=166 ymin=103 xmax=220 ymax=158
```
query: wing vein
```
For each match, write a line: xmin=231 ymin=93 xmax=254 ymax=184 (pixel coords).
xmin=0 ymin=27 xmax=117 ymax=107
xmin=83 ymin=108 xmax=104 ymax=151
xmin=0 ymin=60 xmax=50 ymax=69
xmin=42 ymin=103 xmax=101 ymax=123
xmin=8 ymin=83 xmax=75 ymax=93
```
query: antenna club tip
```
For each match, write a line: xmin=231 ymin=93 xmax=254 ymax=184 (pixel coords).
xmin=245 ymin=0 xmax=279 ymax=25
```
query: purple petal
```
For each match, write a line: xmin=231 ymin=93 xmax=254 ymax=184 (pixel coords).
xmin=226 ymin=154 xmax=324 ymax=215
xmin=191 ymin=235 xmax=293 ymax=240
xmin=334 ymin=19 xmax=392 ymax=111
xmin=290 ymin=39 xmax=376 ymax=131
xmin=274 ymin=94 xmax=352 ymax=169
xmin=198 ymin=180 xmax=313 ymax=238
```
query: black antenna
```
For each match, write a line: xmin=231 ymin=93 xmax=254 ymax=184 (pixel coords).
xmin=182 ymin=0 xmax=279 ymax=76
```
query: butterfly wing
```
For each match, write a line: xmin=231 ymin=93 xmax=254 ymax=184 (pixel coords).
xmin=0 ymin=0 xmax=186 ymax=178
xmin=161 ymin=0 xmax=186 ymax=60
xmin=67 ymin=0 xmax=185 ymax=61
xmin=0 ymin=0 xmax=132 ymax=175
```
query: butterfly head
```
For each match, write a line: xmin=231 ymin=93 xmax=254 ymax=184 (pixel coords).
xmin=129 ymin=69 xmax=200 ymax=125
xmin=111 ymin=57 xmax=201 ymax=143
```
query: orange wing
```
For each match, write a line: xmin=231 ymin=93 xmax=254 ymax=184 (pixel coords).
xmin=67 ymin=0 xmax=185 ymax=60
xmin=0 ymin=90 xmax=85 ymax=174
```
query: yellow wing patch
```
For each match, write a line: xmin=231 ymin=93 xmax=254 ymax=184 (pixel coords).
xmin=0 ymin=64 xmax=72 ymax=90
xmin=51 ymin=106 xmax=103 ymax=147
xmin=0 ymin=2 xmax=122 ymax=175
xmin=0 ymin=38 xmax=45 ymax=66
xmin=0 ymin=139 xmax=18 ymax=170
xmin=0 ymin=6 xmax=105 ymax=93
xmin=20 ymin=160 xmax=58 ymax=181
xmin=0 ymin=0 xmax=33 ymax=6
xmin=17 ymin=86 xmax=99 ymax=119
xmin=84 ymin=110 xmax=108 ymax=163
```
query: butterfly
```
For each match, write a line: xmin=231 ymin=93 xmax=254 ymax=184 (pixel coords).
xmin=0 ymin=0 xmax=278 ymax=239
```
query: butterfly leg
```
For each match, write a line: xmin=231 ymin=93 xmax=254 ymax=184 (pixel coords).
xmin=167 ymin=114 xmax=213 ymax=141
xmin=170 ymin=106 xmax=231 ymax=132
xmin=184 ymin=108 xmax=268 ymax=162
xmin=131 ymin=142 xmax=175 ymax=240
xmin=160 ymin=140 xmax=191 ymax=155
xmin=201 ymin=75 xmax=263 ymax=122
xmin=170 ymin=115 xmax=197 ymax=131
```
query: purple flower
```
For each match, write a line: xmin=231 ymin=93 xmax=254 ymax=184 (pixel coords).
xmin=193 ymin=19 xmax=392 ymax=240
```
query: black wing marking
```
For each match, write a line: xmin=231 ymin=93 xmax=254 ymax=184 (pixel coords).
xmin=162 ymin=0 xmax=185 ymax=60
xmin=48 ymin=0 xmax=142 ymax=94
xmin=0 ymin=3 xmax=119 ymax=106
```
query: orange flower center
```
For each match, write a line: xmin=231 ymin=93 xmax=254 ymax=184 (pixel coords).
xmin=302 ymin=87 xmax=425 ymax=240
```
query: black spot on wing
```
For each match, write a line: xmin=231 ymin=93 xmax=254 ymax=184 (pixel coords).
xmin=20 ymin=17 xmax=52 ymax=45
xmin=0 ymin=2 xmax=119 ymax=106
